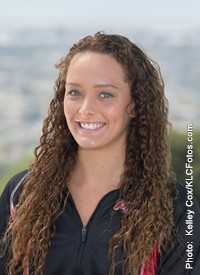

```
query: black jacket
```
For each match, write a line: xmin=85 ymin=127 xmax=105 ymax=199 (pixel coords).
xmin=0 ymin=170 xmax=200 ymax=275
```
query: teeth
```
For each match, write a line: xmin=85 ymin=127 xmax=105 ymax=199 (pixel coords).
xmin=80 ymin=122 xmax=104 ymax=130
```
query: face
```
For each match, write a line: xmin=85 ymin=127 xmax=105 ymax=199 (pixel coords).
xmin=64 ymin=52 xmax=133 ymax=151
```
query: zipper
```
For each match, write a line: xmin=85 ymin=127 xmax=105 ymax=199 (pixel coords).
xmin=71 ymin=190 xmax=119 ymax=274
xmin=75 ymin=226 xmax=87 ymax=275
xmin=81 ymin=227 xmax=87 ymax=242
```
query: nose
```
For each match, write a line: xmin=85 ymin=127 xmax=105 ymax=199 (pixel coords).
xmin=78 ymin=96 xmax=96 ymax=117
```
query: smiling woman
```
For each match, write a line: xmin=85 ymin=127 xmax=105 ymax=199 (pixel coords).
xmin=64 ymin=52 xmax=132 ymax=152
xmin=0 ymin=32 xmax=200 ymax=275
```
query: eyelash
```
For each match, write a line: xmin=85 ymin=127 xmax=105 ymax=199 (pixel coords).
xmin=99 ymin=92 xmax=113 ymax=99
xmin=66 ymin=90 xmax=114 ymax=99
xmin=67 ymin=90 xmax=80 ymax=96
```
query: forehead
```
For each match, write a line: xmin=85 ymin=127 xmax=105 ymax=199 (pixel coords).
xmin=67 ymin=52 xmax=127 ymax=82
xmin=69 ymin=52 xmax=119 ymax=67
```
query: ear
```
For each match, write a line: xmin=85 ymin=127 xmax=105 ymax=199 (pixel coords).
xmin=127 ymin=102 xmax=136 ymax=118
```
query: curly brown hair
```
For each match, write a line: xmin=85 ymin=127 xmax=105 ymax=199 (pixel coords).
xmin=2 ymin=32 xmax=176 ymax=274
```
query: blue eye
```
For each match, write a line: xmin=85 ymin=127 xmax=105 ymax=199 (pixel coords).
xmin=100 ymin=92 xmax=113 ymax=98
xmin=67 ymin=90 xmax=80 ymax=96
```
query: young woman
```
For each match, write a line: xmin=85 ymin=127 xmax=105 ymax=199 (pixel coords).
xmin=0 ymin=32 xmax=200 ymax=275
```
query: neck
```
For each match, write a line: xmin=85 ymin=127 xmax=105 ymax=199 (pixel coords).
xmin=71 ymin=144 xmax=126 ymax=190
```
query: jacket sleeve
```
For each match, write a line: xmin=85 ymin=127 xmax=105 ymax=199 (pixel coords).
xmin=157 ymin=183 xmax=200 ymax=275
xmin=0 ymin=170 xmax=28 ymax=274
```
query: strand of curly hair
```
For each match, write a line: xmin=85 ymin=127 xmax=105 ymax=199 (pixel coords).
xmin=1 ymin=32 xmax=176 ymax=275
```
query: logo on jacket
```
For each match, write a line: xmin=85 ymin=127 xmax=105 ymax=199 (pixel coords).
xmin=113 ymin=200 xmax=129 ymax=213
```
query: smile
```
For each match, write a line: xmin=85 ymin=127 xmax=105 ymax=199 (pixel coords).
xmin=79 ymin=122 xmax=106 ymax=130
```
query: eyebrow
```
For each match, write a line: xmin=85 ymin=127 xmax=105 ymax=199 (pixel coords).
xmin=66 ymin=82 xmax=119 ymax=90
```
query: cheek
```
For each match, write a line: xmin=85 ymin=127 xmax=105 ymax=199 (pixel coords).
xmin=63 ymin=100 xmax=76 ymax=120
xmin=63 ymin=101 xmax=69 ymax=119
xmin=106 ymin=101 xmax=131 ymax=119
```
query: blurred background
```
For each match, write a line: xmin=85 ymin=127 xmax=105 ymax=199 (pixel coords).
xmin=0 ymin=0 xmax=200 ymax=203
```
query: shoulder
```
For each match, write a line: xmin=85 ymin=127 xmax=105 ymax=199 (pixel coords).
xmin=157 ymin=183 xmax=200 ymax=274
xmin=0 ymin=170 xmax=28 ymax=234
xmin=0 ymin=170 xmax=29 ymax=204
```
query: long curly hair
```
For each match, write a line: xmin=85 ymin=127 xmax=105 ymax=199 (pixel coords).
xmin=2 ymin=32 xmax=176 ymax=274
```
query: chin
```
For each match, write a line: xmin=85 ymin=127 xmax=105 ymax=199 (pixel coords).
xmin=78 ymin=144 xmax=98 ymax=150
xmin=77 ymin=141 xmax=103 ymax=151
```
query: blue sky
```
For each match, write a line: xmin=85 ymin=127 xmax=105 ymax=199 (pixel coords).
xmin=0 ymin=0 xmax=200 ymax=32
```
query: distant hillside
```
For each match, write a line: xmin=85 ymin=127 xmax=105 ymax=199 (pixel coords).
xmin=0 ymin=29 xmax=199 ymax=171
